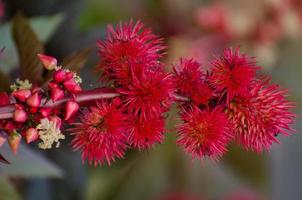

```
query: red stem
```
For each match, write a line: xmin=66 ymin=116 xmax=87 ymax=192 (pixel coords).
xmin=0 ymin=88 xmax=188 ymax=120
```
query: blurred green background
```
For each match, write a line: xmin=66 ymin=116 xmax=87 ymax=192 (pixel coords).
xmin=0 ymin=0 xmax=301 ymax=199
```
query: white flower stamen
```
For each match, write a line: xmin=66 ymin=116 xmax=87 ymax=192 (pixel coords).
xmin=36 ymin=118 xmax=65 ymax=149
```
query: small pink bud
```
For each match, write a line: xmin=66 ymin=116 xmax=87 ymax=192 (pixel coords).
xmin=38 ymin=54 xmax=57 ymax=70
xmin=26 ymin=92 xmax=41 ymax=107
xmin=48 ymin=81 xmax=58 ymax=89
xmin=65 ymin=101 xmax=79 ymax=120
xmin=14 ymin=109 xmax=28 ymax=123
xmin=54 ymin=69 xmax=67 ymax=83
xmin=25 ymin=128 xmax=39 ymax=144
xmin=8 ymin=131 xmax=22 ymax=154
xmin=40 ymin=108 xmax=52 ymax=117
xmin=49 ymin=115 xmax=62 ymax=128
xmin=13 ymin=89 xmax=31 ymax=102
xmin=63 ymin=79 xmax=82 ymax=93
xmin=50 ymin=88 xmax=65 ymax=102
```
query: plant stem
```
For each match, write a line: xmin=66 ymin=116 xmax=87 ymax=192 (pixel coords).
xmin=0 ymin=88 xmax=188 ymax=120
xmin=0 ymin=88 xmax=120 ymax=120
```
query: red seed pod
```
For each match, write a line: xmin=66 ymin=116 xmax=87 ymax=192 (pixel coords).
xmin=8 ymin=131 xmax=22 ymax=154
xmin=26 ymin=92 xmax=41 ymax=107
xmin=50 ymin=87 xmax=65 ymax=102
xmin=25 ymin=128 xmax=39 ymax=144
xmin=14 ymin=109 xmax=28 ymax=123
xmin=38 ymin=54 xmax=58 ymax=70
xmin=54 ymin=69 xmax=67 ymax=83
xmin=12 ymin=89 xmax=31 ymax=102
xmin=65 ymin=101 xmax=79 ymax=120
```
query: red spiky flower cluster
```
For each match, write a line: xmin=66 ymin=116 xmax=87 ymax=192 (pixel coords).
xmin=0 ymin=20 xmax=296 ymax=166
xmin=173 ymin=48 xmax=295 ymax=159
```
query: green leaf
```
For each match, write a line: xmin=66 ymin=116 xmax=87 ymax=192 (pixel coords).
xmin=0 ymin=154 xmax=10 ymax=164
xmin=12 ymin=12 xmax=44 ymax=83
xmin=0 ymin=143 xmax=64 ymax=178
xmin=0 ymin=177 xmax=21 ymax=200
xmin=222 ymin=144 xmax=269 ymax=189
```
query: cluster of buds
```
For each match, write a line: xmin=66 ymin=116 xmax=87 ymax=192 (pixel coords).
xmin=0 ymin=20 xmax=296 ymax=166
xmin=0 ymin=55 xmax=82 ymax=153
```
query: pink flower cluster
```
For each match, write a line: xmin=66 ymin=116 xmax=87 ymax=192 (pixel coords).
xmin=0 ymin=56 xmax=82 ymax=153
xmin=0 ymin=20 xmax=296 ymax=166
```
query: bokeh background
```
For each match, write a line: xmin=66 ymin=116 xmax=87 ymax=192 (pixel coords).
xmin=0 ymin=0 xmax=301 ymax=199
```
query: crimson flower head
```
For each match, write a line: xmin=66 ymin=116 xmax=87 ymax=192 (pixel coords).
xmin=173 ymin=58 xmax=213 ymax=105
xmin=128 ymin=116 xmax=165 ymax=150
xmin=118 ymin=70 xmax=174 ymax=119
xmin=228 ymin=79 xmax=295 ymax=152
xmin=98 ymin=20 xmax=165 ymax=84
xmin=177 ymin=106 xmax=233 ymax=160
xmin=209 ymin=48 xmax=260 ymax=103
xmin=70 ymin=100 xmax=128 ymax=166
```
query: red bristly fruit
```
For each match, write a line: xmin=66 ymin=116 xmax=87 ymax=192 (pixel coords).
xmin=98 ymin=20 xmax=165 ymax=84
xmin=209 ymin=48 xmax=260 ymax=103
xmin=177 ymin=106 xmax=233 ymax=160
xmin=70 ymin=101 xmax=128 ymax=166
xmin=227 ymin=78 xmax=295 ymax=152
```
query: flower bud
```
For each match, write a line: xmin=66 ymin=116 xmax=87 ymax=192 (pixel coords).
xmin=25 ymin=128 xmax=39 ymax=144
xmin=65 ymin=101 xmax=79 ymax=120
xmin=49 ymin=115 xmax=62 ymax=129
xmin=50 ymin=87 xmax=65 ymax=102
xmin=54 ymin=69 xmax=67 ymax=83
xmin=13 ymin=89 xmax=31 ymax=102
xmin=48 ymin=81 xmax=58 ymax=89
xmin=38 ymin=54 xmax=57 ymax=70
xmin=40 ymin=108 xmax=52 ymax=117
xmin=63 ymin=79 xmax=81 ymax=93
xmin=26 ymin=92 xmax=41 ymax=107
xmin=4 ymin=121 xmax=17 ymax=131
xmin=14 ymin=109 xmax=28 ymax=123
xmin=65 ymin=71 xmax=74 ymax=80
xmin=8 ymin=131 xmax=22 ymax=154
